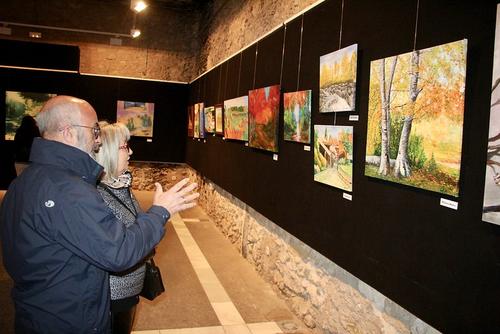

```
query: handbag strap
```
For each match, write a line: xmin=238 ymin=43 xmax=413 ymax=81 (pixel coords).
xmin=99 ymin=184 xmax=138 ymax=217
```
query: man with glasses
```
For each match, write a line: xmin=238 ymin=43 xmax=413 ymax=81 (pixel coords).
xmin=0 ymin=95 xmax=198 ymax=333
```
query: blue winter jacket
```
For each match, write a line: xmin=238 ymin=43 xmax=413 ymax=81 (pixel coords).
xmin=0 ymin=138 xmax=169 ymax=333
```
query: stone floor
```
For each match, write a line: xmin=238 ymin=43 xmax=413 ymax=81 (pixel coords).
xmin=0 ymin=190 xmax=309 ymax=334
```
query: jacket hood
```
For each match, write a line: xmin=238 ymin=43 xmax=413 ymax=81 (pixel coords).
xmin=30 ymin=137 xmax=104 ymax=184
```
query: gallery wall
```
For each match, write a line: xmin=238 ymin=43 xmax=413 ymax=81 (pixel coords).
xmin=186 ymin=0 xmax=500 ymax=332
xmin=0 ymin=66 xmax=189 ymax=188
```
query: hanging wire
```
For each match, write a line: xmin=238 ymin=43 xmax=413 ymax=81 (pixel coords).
xmin=296 ymin=14 xmax=305 ymax=92
xmin=338 ymin=0 xmax=345 ymax=50
xmin=252 ymin=42 xmax=259 ymax=90
xmin=217 ymin=65 xmax=222 ymax=103
xmin=237 ymin=51 xmax=243 ymax=96
xmin=223 ymin=61 xmax=229 ymax=100
xmin=279 ymin=24 xmax=287 ymax=87
xmin=413 ymin=0 xmax=420 ymax=51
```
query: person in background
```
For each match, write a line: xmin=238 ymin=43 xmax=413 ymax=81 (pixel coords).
xmin=0 ymin=95 xmax=199 ymax=334
xmin=93 ymin=121 xmax=145 ymax=334
xmin=13 ymin=115 xmax=41 ymax=175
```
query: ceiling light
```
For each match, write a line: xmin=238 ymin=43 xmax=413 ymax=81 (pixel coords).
xmin=29 ymin=31 xmax=41 ymax=38
xmin=130 ymin=28 xmax=141 ymax=38
xmin=131 ymin=0 xmax=147 ymax=13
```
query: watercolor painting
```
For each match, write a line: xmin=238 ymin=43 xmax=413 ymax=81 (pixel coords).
xmin=365 ymin=39 xmax=467 ymax=197
xmin=319 ymin=44 xmax=357 ymax=112
xmin=283 ymin=90 xmax=311 ymax=143
xmin=204 ymin=106 xmax=215 ymax=133
xmin=5 ymin=91 xmax=56 ymax=140
xmin=484 ymin=5 xmax=500 ymax=225
xmin=314 ymin=125 xmax=353 ymax=191
xmin=248 ymin=85 xmax=280 ymax=152
xmin=117 ymin=100 xmax=154 ymax=137
xmin=187 ymin=105 xmax=194 ymax=137
xmin=224 ymin=96 xmax=248 ymax=141
xmin=215 ymin=104 xmax=223 ymax=135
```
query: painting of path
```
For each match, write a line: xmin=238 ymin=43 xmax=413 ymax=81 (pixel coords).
xmin=204 ymin=106 xmax=215 ymax=133
xmin=365 ymin=40 xmax=467 ymax=197
xmin=284 ymin=90 xmax=311 ymax=143
xmin=224 ymin=96 xmax=248 ymax=141
xmin=249 ymin=85 xmax=280 ymax=152
xmin=5 ymin=91 xmax=56 ymax=140
xmin=314 ymin=125 xmax=353 ymax=191
xmin=117 ymin=100 xmax=154 ymax=137
xmin=215 ymin=104 xmax=223 ymax=134
xmin=484 ymin=5 xmax=500 ymax=225
xmin=319 ymin=44 xmax=357 ymax=113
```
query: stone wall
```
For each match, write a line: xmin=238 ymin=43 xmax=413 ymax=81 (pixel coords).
xmin=197 ymin=0 xmax=320 ymax=77
xmin=130 ymin=162 xmax=440 ymax=334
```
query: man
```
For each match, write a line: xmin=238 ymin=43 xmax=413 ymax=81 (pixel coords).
xmin=0 ymin=96 xmax=198 ymax=333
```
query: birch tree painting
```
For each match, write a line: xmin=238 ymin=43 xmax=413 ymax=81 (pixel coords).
xmin=365 ymin=40 xmax=467 ymax=197
xmin=483 ymin=5 xmax=500 ymax=225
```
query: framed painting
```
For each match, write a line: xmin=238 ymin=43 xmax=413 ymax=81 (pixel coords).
xmin=314 ymin=125 xmax=353 ymax=192
xmin=319 ymin=44 xmax=357 ymax=112
xmin=283 ymin=90 xmax=311 ymax=143
xmin=215 ymin=104 xmax=224 ymax=135
xmin=117 ymin=100 xmax=154 ymax=137
xmin=224 ymin=96 xmax=248 ymax=141
xmin=5 ymin=91 xmax=56 ymax=140
xmin=365 ymin=39 xmax=467 ymax=197
xmin=248 ymin=85 xmax=280 ymax=152
xmin=484 ymin=5 xmax=500 ymax=225
xmin=204 ymin=106 xmax=215 ymax=133
xmin=197 ymin=102 xmax=205 ymax=138
xmin=187 ymin=104 xmax=194 ymax=137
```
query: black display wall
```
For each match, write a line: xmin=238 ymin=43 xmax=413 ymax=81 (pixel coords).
xmin=0 ymin=67 xmax=188 ymax=188
xmin=186 ymin=0 xmax=500 ymax=332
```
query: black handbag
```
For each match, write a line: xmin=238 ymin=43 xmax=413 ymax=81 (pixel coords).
xmin=140 ymin=258 xmax=165 ymax=300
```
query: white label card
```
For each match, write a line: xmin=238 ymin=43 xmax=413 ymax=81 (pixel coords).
xmin=349 ymin=115 xmax=359 ymax=121
xmin=440 ymin=198 xmax=458 ymax=210
xmin=245 ymin=142 xmax=249 ymax=146
xmin=204 ymin=139 xmax=206 ymax=143
xmin=343 ymin=193 xmax=353 ymax=201
xmin=273 ymin=154 xmax=278 ymax=161
xmin=146 ymin=138 xmax=152 ymax=142
xmin=304 ymin=145 xmax=311 ymax=151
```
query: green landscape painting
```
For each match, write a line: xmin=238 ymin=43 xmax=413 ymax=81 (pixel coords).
xmin=284 ymin=90 xmax=311 ymax=143
xmin=224 ymin=96 xmax=248 ymax=141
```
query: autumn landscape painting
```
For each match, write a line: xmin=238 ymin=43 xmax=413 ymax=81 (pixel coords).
xmin=284 ymin=90 xmax=311 ymax=143
xmin=117 ymin=100 xmax=154 ymax=137
xmin=248 ymin=85 xmax=280 ymax=152
xmin=319 ymin=44 xmax=357 ymax=113
xmin=365 ymin=40 xmax=467 ymax=197
xmin=224 ymin=96 xmax=248 ymax=141
xmin=314 ymin=125 xmax=353 ymax=192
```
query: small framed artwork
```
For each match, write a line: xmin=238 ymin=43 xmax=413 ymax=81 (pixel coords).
xmin=248 ymin=85 xmax=281 ymax=152
xmin=283 ymin=90 xmax=311 ymax=144
xmin=187 ymin=105 xmax=194 ymax=137
xmin=224 ymin=96 xmax=248 ymax=141
xmin=5 ymin=91 xmax=56 ymax=140
xmin=204 ymin=106 xmax=215 ymax=133
xmin=215 ymin=104 xmax=224 ymax=135
xmin=117 ymin=100 xmax=155 ymax=137
xmin=319 ymin=44 xmax=358 ymax=113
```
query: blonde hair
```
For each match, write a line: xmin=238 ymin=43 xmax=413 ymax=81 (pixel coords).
xmin=94 ymin=121 xmax=130 ymax=182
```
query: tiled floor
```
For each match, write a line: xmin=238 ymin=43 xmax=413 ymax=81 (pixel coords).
xmin=0 ymin=195 xmax=308 ymax=334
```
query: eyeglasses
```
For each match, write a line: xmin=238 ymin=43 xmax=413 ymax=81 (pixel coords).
xmin=119 ymin=143 xmax=131 ymax=151
xmin=71 ymin=123 xmax=101 ymax=139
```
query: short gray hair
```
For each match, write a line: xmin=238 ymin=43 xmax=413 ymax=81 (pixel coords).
xmin=94 ymin=121 xmax=131 ymax=181
xmin=36 ymin=97 xmax=82 ymax=137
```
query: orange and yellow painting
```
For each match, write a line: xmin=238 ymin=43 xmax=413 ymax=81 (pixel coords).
xmin=365 ymin=40 xmax=467 ymax=196
xmin=224 ymin=96 xmax=248 ymax=141
xmin=248 ymin=85 xmax=280 ymax=152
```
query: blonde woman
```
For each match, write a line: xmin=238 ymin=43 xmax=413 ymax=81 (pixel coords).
xmin=94 ymin=121 xmax=145 ymax=334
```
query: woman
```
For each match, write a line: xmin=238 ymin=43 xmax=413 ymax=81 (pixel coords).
xmin=94 ymin=121 xmax=145 ymax=334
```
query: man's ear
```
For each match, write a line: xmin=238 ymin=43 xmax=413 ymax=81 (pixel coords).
xmin=60 ymin=126 xmax=77 ymax=146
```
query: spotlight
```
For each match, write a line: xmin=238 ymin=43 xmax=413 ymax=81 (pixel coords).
xmin=29 ymin=31 xmax=41 ymax=38
xmin=131 ymin=0 xmax=147 ymax=13
xmin=130 ymin=28 xmax=141 ymax=38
